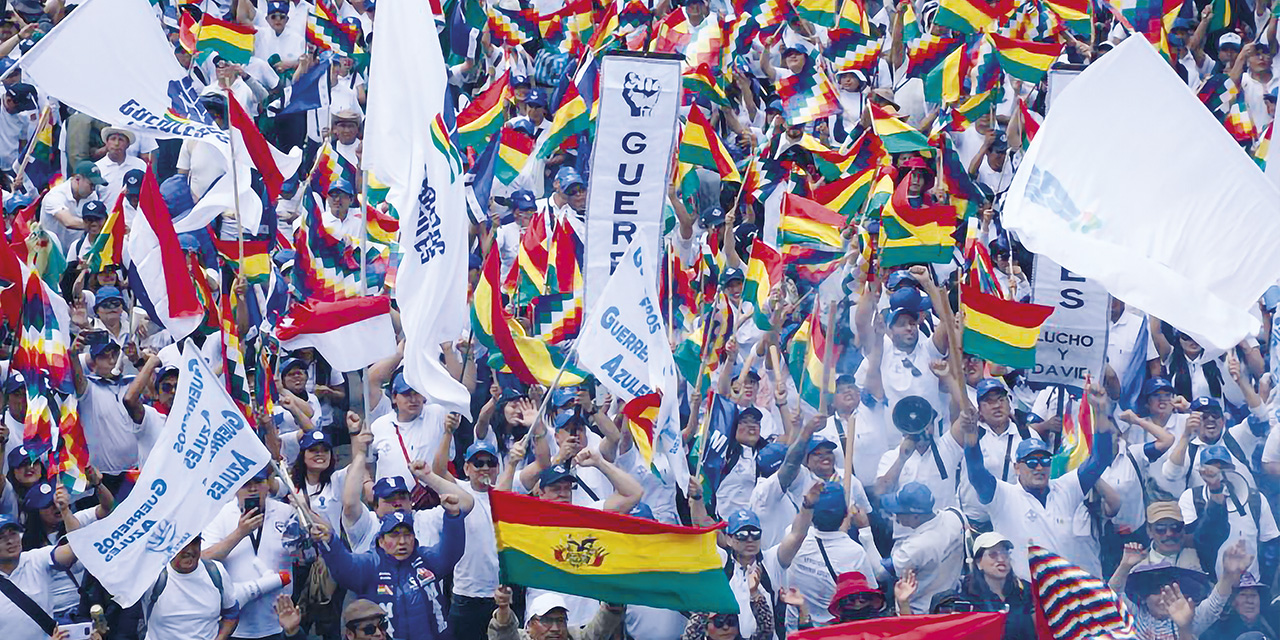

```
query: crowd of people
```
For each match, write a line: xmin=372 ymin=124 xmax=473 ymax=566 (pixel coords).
xmin=0 ymin=0 xmax=1277 ymax=640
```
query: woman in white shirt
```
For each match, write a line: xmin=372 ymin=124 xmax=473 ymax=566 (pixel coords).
xmin=289 ymin=429 xmax=348 ymax=640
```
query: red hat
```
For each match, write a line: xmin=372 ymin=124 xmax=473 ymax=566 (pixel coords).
xmin=901 ymin=156 xmax=931 ymax=172
xmin=828 ymin=572 xmax=881 ymax=617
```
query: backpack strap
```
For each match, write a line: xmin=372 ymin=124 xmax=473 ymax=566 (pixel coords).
xmin=814 ymin=538 xmax=841 ymax=582
xmin=1184 ymin=443 xmax=1201 ymax=485
xmin=202 ymin=560 xmax=225 ymax=598
xmin=1221 ymin=432 xmax=1250 ymax=473
xmin=0 ymin=569 xmax=56 ymax=636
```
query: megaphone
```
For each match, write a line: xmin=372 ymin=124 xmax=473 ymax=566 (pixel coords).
xmin=892 ymin=395 xmax=936 ymax=436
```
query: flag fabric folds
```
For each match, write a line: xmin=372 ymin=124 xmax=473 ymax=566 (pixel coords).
xmin=960 ymin=282 xmax=1055 ymax=369
xmin=878 ymin=179 xmax=956 ymax=267
xmin=679 ymin=106 xmax=742 ymax=182
xmin=197 ymin=14 xmax=256 ymax=64
xmin=869 ymin=103 xmax=932 ymax=153
xmin=987 ymin=32 xmax=1064 ymax=84
xmin=489 ymin=490 xmax=736 ymax=612
xmin=277 ymin=296 xmax=398 ymax=372
xmin=1029 ymin=545 xmax=1137 ymax=640
xmin=127 ymin=167 xmax=204 ymax=341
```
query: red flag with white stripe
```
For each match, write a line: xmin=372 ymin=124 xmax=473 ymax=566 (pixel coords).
xmin=276 ymin=296 xmax=396 ymax=372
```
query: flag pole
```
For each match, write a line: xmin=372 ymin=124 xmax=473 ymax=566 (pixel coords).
xmin=817 ymin=295 xmax=838 ymax=415
xmin=665 ymin=238 xmax=674 ymax=345
xmin=13 ymin=105 xmax=53 ymax=191
xmin=225 ymin=87 xmax=246 ymax=287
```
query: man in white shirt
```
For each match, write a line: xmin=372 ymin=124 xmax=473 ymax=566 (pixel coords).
xmin=0 ymin=82 xmax=37 ymax=169
xmin=0 ymin=513 xmax=82 ymax=640
xmin=141 ymin=536 xmax=239 ymax=640
xmin=95 ymin=127 xmax=146 ymax=208
xmin=537 ymin=167 xmax=587 ymax=239
xmin=369 ymin=373 xmax=446 ymax=487
xmin=331 ymin=109 xmax=362 ymax=166
xmin=880 ymin=482 xmax=965 ymax=613
xmin=254 ymin=0 xmax=305 ymax=80
xmin=440 ymin=442 xmax=502 ymax=640
xmin=40 ymin=160 xmax=105 ymax=251
xmin=322 ymin=178 xmax=363 ymax=241
xmin=787 ymin=483 xmax=879 ymax=627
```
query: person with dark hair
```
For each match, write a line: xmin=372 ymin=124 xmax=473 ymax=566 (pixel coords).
xmin=929 ymin=533 xmax=1036 ymax=640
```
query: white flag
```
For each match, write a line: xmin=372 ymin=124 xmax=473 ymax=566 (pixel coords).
xmin=578 ymin=239 xmax=689 ymax=492
xmin=66 ymin=343 xmax=271 ymax=606
xmin=1003 ymin=36 xmax=1280 ymax=352
xmin=17 ymin=0 xmax=228 ymax=149
xmin=365 ymin=0 xmax=471 ymax=417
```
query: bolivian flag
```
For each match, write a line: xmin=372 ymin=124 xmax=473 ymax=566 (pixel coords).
xmin=960 ymin=282 xmax=1055 ymax=369
xmin=473 ymin=249 xmax=587 ymax=386
xmin=621 ymin=392 xmax=661 ymax=466
xmin=495 ymin=127 xmax=535 ymax=185
xmin=779 ymin=193 xmax=844 ymax=247
xmin=682 ymin=63 xmax=730 ymax=107
xmin=1043 ymin=0 xmax=1091 ymax=35
xmin=788 ymin=303 xmax=837 ymax=408
xmin=456 ymin=72 xmax=512 ymax=153
xmin=869 ymin=103 xmax=932 ymax=154
xmin=987 ymin=33 xmax=1063 ymax=84
xmin=213 ymin=238 xmax=272 ymax=284
xmin=934 ymin=0 xmax=1015 ymax=33
xmin=923 ymin=43 xmax=969 ymax=105
xmin=812 ymin=171 xmax=873 ymax=221
xmin=742 ymin=239 xmax=783 ymax=330
xmin=83 ymin=196 xmax=127 ymax=274
xmin=490 ymin=490 xmax=735 ymax=612
xmin=197 ymin=14 xmax=256 ymax=64
xmin=879 ymin=179 xmax=955 ymax=267
xmin=679 ymin=106 xmax=741 ymax=183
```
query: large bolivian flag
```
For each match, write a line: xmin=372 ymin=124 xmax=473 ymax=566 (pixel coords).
xmin=490 ymin=491 xmax=737 ymax=612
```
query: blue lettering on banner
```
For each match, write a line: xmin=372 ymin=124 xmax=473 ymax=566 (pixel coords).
xmin=598 ymin=355 xmax=653 ymax=397
xmin=95 ymin=479 xmax=168 ymax=561
xmin=210 ymin=410 xmax=247 ymax=457
xmin=116 ymin=100 xmax=229 ymax=143
xmin=206 ymin=450 xmax=260 ymax=500
xmin=412 ymin=170 xmax=445 ymax=263
xmin=178 ymin=358 xmax=206 ymax=438
xmin=183 ymin=410 xmax=212 ymax=470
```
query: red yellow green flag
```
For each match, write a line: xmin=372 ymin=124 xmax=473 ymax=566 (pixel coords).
xmin=84 ymin=195 xmax=127 ymax=273
xmin=869 ymin=103 xmax=932 ymax=153
xmin=621 ymin=392 xmax=661 ymax=466
xmin=878 ymin=178 xmax=955 ymax=267
xmin=779 ymin=192 xmax=845 ymax=247
xmin=490 ymin=490 xmax=735 ymax=611
xmin=987 ymin=32 xmax=1064 ymax=84
xmin=679 ymin=106 xmax=741 ymax=182
xmin=960 ymin=281 xmax=1055 ymax=369
xmin=456 ymin=72 xmax=512 ymax=153
xmin=197 ymin=14 xmax=256 ymax=64
xmin=742 ymin=239 xmax=784 ymax=330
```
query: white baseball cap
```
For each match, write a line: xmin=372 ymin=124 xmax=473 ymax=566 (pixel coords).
xmin=528 ymin=593 xmax=570 ymax=619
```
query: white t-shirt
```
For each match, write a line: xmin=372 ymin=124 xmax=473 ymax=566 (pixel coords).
xmin=369 ymin=406 xmax=448 ymax=486
xmin=39 ymin=180 xmax=89 ymax=252
xmin=201 ymin=499 xmax=295 ymax=638
xmin=132 ymin=404 xmax=169 ymax=467
xmin=79 ymin=376 xmax=140 ymax=474
xmin=717 ymin=546 xmax=785 ymax=638
xmin=985 ymin=471 xmax=1092 ymax=580
xmin=452 ymin=483 xmax=500 ymax=598
xmin=890 ymin=511 xmax=965 ymax=613
xmin=787 ymin=530 xmax=877 ymax=626
xmin=0 ymin=547 xmax=61 ymax=640
xmin=1179 ymin=485 xmax=1280 ymax=579
xmin=144 ymin=561 xmax=238 ymax=640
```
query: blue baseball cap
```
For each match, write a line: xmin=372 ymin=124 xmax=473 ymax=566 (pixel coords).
xmin=1201 ymin=443 xmax=1234 ymax=467
xmin=372 ymin=476 xmax=410 ymax=500
xmin=510 ymin=189 xmax=537 ymax=211
xmin=0 ymin=513 xmax=22 ymax=533
xmin=526 ymin=89 xmax=548 ymax=108
xmin=553 ymin=408 xmax=586 ymax=430
xmin=123 ymin=169 xmax=145 ymax=195
xmin=3 ymin=372 xmax=23 ymax=394
xmin=329 ymin=178 xmax=355 ymax=197
xmin=249 ymin=466 xmax=273 ymax=482
xmin=550 ymin=386 xmax=579 ymax=407
xmin=812 ymin=482 xmax=846 ymax=517
xmin=95 ymin=286 xmax=124 ymax=307
xmin=465 ymin=441 xmax=499 ymax=462
xmin=881 ymin=482 xmax=935 ymax=515
xmin=7 ymin=443 xmax=45 ymax=470
xmin=378 ymin=511 xmax=415 ymax=537
xmin=885 ymin=270 xmax=918 ymax=291
xmin=1016 ymin=438 xmax=1052 ymax=461
xmin=512 ymin=74 xmax=531 ymax=88
xmin=1141 ymin=377 xmax=1174 ymax=399
xmin=766 ymin=99 xmax=784 ymax=113
xmin=280 ymin=357 xmax=308 ymax=375
xmin=700 ymin=205 xmax=726 ymax=227
xmin=1190 ymin=397 xmax=1223 ymax=416
xmin=23 ymin=481 xmax=55 ymax=510
xmin=726 ymin=508 xmax=761 ymax=534
xmin=539 ymin=462 xmax=578 ymax=487
xmin=807 ymin=436 xmax=837 ymax=457
xmin=390 ymin=372 xmax=415 ymax=395
xmin=556 ymin=167 xmax=585 ymax=190
xmin=4 ymin=193 xmax=33 ymax=214
xmin=730 ymin=361 xmax=760 ymax=381
xmin=975 ymin=378 xmax=1008 ymax=401
xmin=154 ymin=365 xmax=179 ymax=386
xmin=266 ymin=0 xmax=289 ymax=13
xmin=757 ymin=441 xmax=788 ymax=476
xmin=81 ymin=200 xmax=108 ymax=221
xmin=721 ymin=267 xmax=745 ymax=285
xmin=629 ymin=502 xmax=655 ymax=520
xmin=299 ymin=430 xmax=333 ymax=451
xmin=89 ymin=338 xmax=121 ymax=359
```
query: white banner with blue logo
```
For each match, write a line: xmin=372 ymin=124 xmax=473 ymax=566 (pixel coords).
xmin=1003 ymin=36 xmax=1280 ymax=353
xmin=67 ymin=342 xmax=269 ymax=606
xmin=583 ymin=54 xmax=682 ymax=312
xmin=16 ymin=0 xmax=230 ymax=148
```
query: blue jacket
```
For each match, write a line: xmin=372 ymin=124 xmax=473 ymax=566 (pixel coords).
xmin=322 ymin=512 xmax=466 ymax=640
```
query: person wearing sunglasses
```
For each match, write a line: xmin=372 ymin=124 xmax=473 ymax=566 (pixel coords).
xmin=680 ymin=578 xmax=773 ymax=640
xmin=929 ymin=533 xmax=1036 ymax=639
xmin=1134 ymin=501 xmax=1210 ymax=573
xmin=123 ymin=355 xmax=180 ymax=468
xmin=281 ymin=597 xmax=390 ymax=640
xmin=962 ymin=382 xmax=1115 ymax=581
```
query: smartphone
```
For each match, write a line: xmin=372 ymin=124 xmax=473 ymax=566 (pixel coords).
xmin=243 ymin=495 xmax=261 ymax=514
xmin=62 ymin=622 xmax=93 ymax=640
xmin=81 ymin=329 xmax=109 ymax=347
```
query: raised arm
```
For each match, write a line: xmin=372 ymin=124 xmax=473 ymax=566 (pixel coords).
xmin=342 ymin=412 xmax=372 ymax=529
xmin=776 ymin=482 xmax=821 ymax=567
xmin=1076 ymin=384 xmax=1116 ymax=491
xmin=577 ymin=448 xmax=643 ymax=514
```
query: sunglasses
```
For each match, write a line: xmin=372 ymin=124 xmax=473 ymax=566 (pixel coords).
xmin=469 ymin=456 xmax=498 ymax=469
xmin=1022 ymin=457 xmax=1051 ymax=469
xmin=159 ymin=383 xmax=176 ymax=394
xmin=98 ymin=299 xmax=123 ymax=310
xmin=1152 ymin=523 xmax=1184 ymax=535
xmin=347 ymin=617 xmax=389 ymax=636
xmin=710 ymin=615 xmax=739 ymax=628
xmin=731 ymin=529 xmax=762 ymax=542
xmin=840 ymin=593 xmax=880 ymax=606
xmin=538 ymin=614 xmax=569 ymax=626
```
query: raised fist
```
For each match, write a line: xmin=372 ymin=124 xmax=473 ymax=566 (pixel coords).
xmin=622 ymin=72 xmax=661 ymax=117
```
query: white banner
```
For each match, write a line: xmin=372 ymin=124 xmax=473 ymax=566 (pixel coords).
xmin=17 ymin=0 xmax=229 ymax=148
xmin=66 ymin=343 xmax=270 ymax=606
xmin=1028 ymin=255 xmax=1109 ymax=389
xmin=578 ymin=239 xmax=689 ymax=491
xmin=370 ymin=0 xmax=471 ymax=417
xmin=1003 ymin=36 xmax=1280 ymax=352
xmin=583 ymin=54 xmax=682 ymax=312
